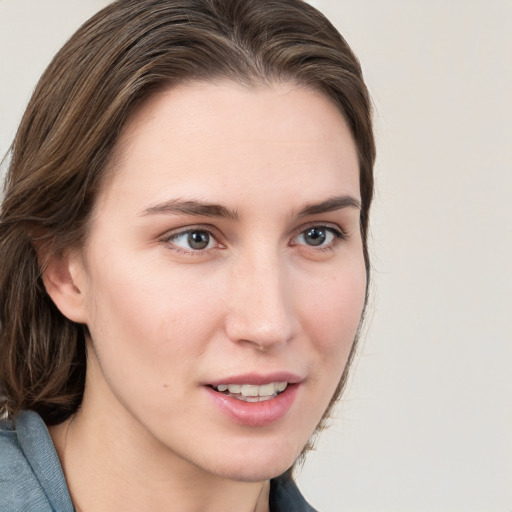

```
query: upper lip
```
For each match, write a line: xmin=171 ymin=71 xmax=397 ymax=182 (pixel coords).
xmin=206 ymin=372 xmax=303 ymax=387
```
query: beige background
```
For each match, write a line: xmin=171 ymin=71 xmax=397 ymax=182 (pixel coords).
xmin=1 ymin=1 xmax=511 ymax=511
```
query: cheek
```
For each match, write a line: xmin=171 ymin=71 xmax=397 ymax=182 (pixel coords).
xmin=299 ymin=259 xmax=366 ymax=361
xmin=83 ymin=254 xmax=221 ymax=368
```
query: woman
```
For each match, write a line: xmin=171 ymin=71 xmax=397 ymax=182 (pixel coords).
xmin=0 ymin=0 xmax=375 ymax=510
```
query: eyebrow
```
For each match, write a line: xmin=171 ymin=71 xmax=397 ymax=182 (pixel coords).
xmin=141 ymin=199 xmax=240 ymax=220
xmin=140 ymin=194 xmax=360 ymax=221
xmin=297 ymin=195 xmax=361 ymax=217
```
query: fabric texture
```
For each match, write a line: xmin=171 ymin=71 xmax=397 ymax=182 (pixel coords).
xmin=0 ymin=410 xmax=74 ymax=512
xmin=1 ymin=410 xmax=318 ymax=511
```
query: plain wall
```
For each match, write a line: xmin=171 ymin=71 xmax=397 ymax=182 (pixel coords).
xmin=1 ymin=1 xmax=511 ymax=511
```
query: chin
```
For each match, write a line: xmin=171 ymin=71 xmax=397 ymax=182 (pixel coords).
xmin=212 ymin=459 xmax=293 ymax=483
xmin=198 ymin=436 xmax=304 ymax=483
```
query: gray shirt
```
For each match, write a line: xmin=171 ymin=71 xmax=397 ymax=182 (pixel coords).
xmin=0 ymin=410 xmax=317 ymax=511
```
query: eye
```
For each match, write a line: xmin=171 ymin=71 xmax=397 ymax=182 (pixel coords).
xmin=292 ymin=225 xmax=343 ymax=248
xmin=167 ymin=229 xmax=218 ymax=251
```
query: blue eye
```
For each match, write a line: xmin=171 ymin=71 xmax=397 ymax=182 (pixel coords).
xmin=168 ymin=229 xmax=216 ymax=251
xmin=293 ymin=226 xmax=342 ymax=247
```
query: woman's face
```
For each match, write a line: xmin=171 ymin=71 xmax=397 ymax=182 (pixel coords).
xmin=68 ymin=82 xmax=365 ymax=481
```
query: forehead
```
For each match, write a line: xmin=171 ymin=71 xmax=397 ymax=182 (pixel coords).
xmin=97 ymin=81 xmax=360 ymax=213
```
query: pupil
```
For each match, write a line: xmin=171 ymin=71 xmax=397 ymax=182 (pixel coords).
xmin=188 ymin=231 xmax=209 ymax=250
xmin=305 ymin=227 xmax=326 ymax=246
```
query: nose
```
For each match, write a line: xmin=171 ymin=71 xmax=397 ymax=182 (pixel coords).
xmin=224 ymin=250 xmax=296 ymax=351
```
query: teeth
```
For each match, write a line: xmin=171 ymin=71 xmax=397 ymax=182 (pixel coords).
xmin=276 ymin=382 xmax=287 ymax=392
xmin=214 ymin=382 xmax=288 ymax=398
xmin=257 ymin=383 xmax=276 ymax=396
xmin=241 ymin=384 xmax=259 ymax=397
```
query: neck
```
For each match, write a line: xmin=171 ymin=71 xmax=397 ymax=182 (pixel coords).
xmin=49 ymin=374 xmax=271 ymax=512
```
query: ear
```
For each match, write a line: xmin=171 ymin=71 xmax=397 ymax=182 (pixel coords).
xmin=40 ymin=247 xmax=89 ymax=325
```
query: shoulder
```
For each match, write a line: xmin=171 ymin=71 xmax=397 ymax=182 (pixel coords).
xmin=0 ymin=411 xmax=51 ymax=511
xmin=270 ymin=473 xmax=319 ymax=512
xmin=0 ymin=410 xmax=74 ymax=512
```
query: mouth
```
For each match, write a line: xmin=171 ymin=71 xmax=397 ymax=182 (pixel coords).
xmin=209 ymin=382 xmax=289 ymax=402
xmin=204 ymin=373 xmax=301 ymax=426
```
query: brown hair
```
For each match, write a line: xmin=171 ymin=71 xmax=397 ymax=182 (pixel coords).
xmin=0 ymin=0 xmax=375 ymax=431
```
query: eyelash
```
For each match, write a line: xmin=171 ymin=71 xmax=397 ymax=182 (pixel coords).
xmin=162 ymin=223 xmax=346 ymax=255
xmin=162 ymin=225 xmax=223 ymax=256
xmin=290 ymin=223 xmax=346 ymax=251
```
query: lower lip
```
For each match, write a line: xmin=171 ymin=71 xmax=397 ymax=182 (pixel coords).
xmin=204 ymin=384 xmax=299 ymax=427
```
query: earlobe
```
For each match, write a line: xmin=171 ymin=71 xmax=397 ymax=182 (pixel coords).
xmin=40 ymin=247 xmax=89 ymax=325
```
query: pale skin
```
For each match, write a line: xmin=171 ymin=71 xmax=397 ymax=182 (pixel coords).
xmin=45 ymin=81 xmax=366 ymax=512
